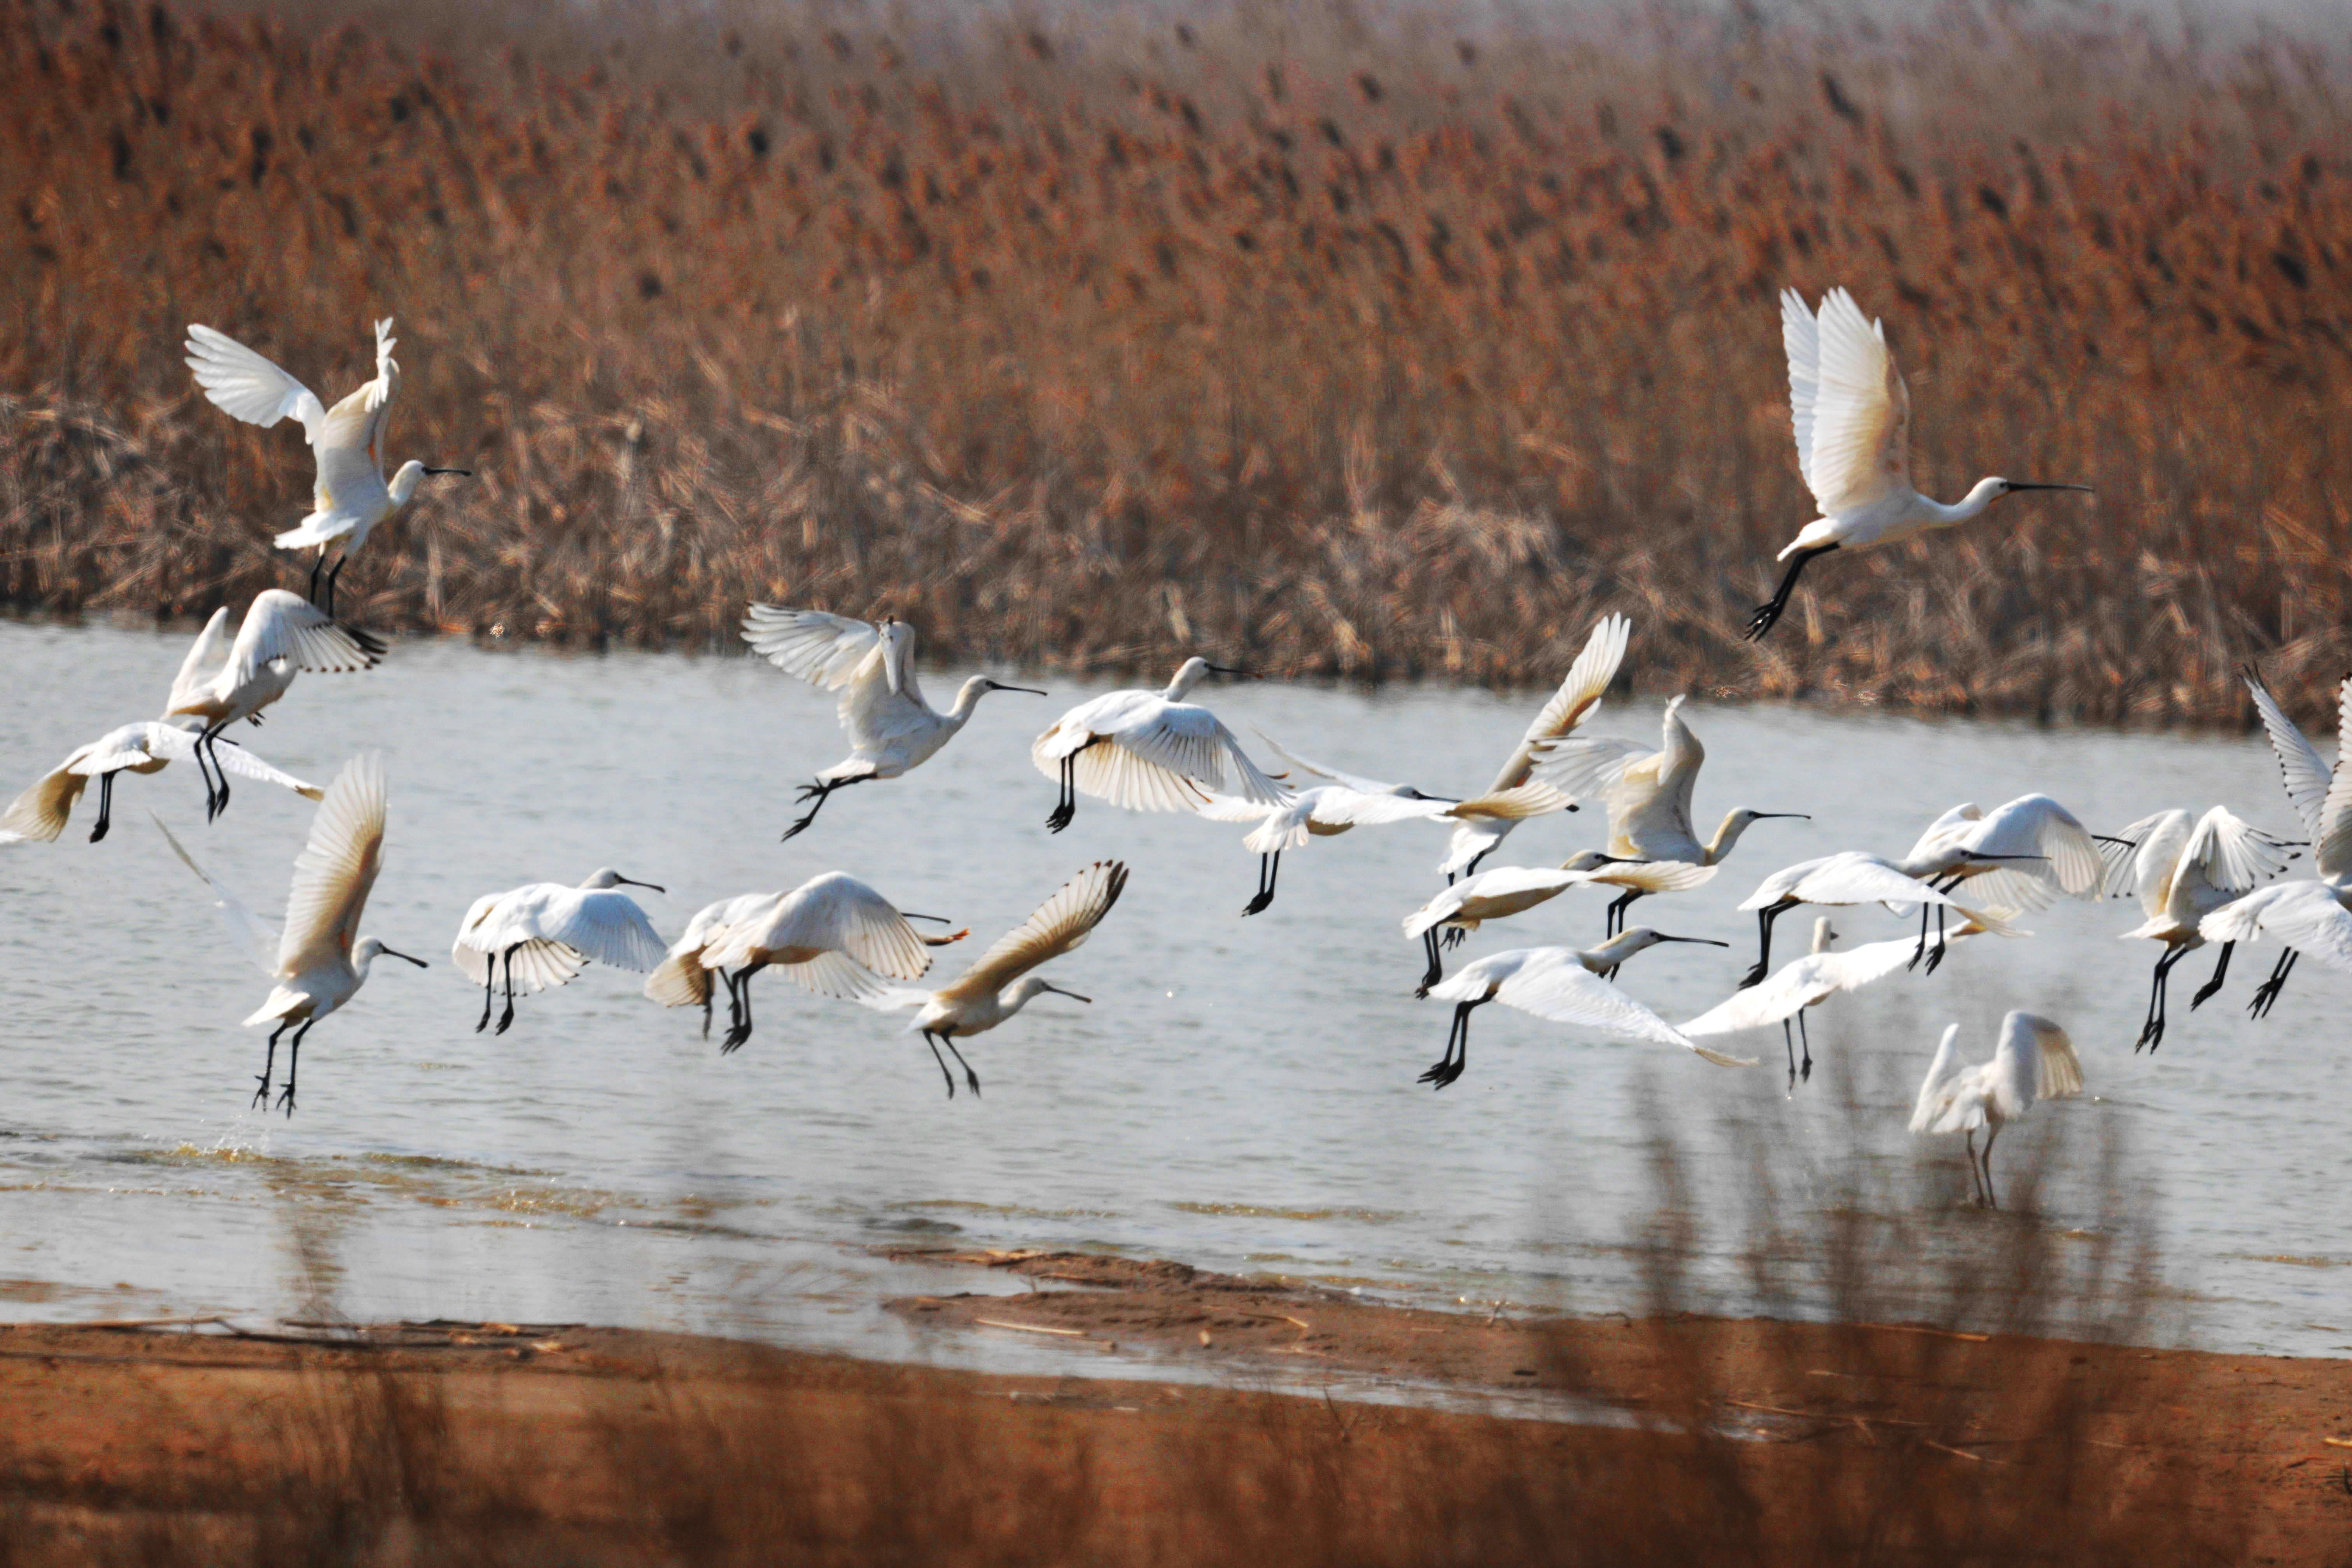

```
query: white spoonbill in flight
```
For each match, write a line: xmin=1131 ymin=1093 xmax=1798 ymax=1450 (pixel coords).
xmin=1680 ymin=917 xmax=1929 ymax=1086
xmin=1535 ymin=693 xmax=1807 ymax=932
xmin=1200 ymin=734 xmax=1566 ymax=916
xmin=1032 ymin=662 xmax=1279 ymax=833
xmin=0 ymin=720 xmax=319 ymax=846
xmin=1894 ymin=793 xmax=2107 ymax=961
xmin=161 ymin=594 xmax=384 ymax=820
xmin=2194 ymin=671 xmax=2352 ymax=1018
xmin=454 ymin=869 xmax=667 ymax=1034
xmin=1745 ymin=287 xmax=2091 ymax=640
xmin=1909 ymin=1012 xmax=2082 ymax=1208
xmin=151 ymin=754 xmax=427 ymax=1115
xmin=1402 ymin=851 xmax=1716 ymax=996
xmin=1735 ymin=851 xmax=2015 ymax=987
xmin=1439 ymin=613 xmax=1628 ymax=880
xmin=184 ymin=317 xmax=470 ymax=616
xmin=861 ymin=861 xmax=1128 ymax=1098
xmin=645 ymin=893 xmax=782 ymax=1040
xmin=1419 ymin=934 xmax=1753 ymax=1090
xmin=684 ymin=874 xmax=964 ymax=1052
xmin=2105 ymin=805 xmax=2289 ymax=1049
xmin=740 ymin=606 xmax=1046 ymax=839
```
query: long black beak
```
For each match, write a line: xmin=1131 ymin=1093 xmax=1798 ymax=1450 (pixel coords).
xmin=1205 ymin=664 xmax=1259 ymax=678
xmin=1754 ymin=812 xmax=1811 ymax=821
xmin=618 ymin=877 xmax=667 ymax=894
xmin=2093 ymin=833 xmax=2140 ymax=849
xmin=381 ymin=948 xmax=429 ymax=968
xmin=903 ymin=912 xmax=954 ymax=924
xmin=1041 ymin=983 xmax=1093 ymax=1003
xmin=423 ymin=466 xmax=473 ymax=476
xmin=2007 ymin=482 xmax=2093 ymax=493
xmin=1656 ymin=935 xmax=1731 ymax=947
xmin=994 ymin=684 xmax=1049 ymax=696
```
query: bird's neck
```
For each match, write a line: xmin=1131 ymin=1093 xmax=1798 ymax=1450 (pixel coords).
xmin=1701 ymin=811 xmax=1751 ymax=864
xmin=1930 ymin=478 xmax=2005 ymax=524
xmin=388 ymin=462 xmax=424 ymax=506
xmin=947 ymin=678 xmax=991 ymax=724
xmin=1582 ymin=931 xmax=1652 ymax=971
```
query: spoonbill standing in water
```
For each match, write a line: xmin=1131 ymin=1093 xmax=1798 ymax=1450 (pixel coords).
xmin=161 ymin=595 xmax=383 ymax=820
xmin=1735 ymin=851 xmax=2015 ymax=986
xmin=0 ymin=720 xmax=319 ymax=846
xmin=1439 ymin=614 xmax=1628 ymax=880
xmin=151 ymin=754 xmax=428 ymax=1115
xmin=1032 ymin=663 xmax=1279 ymax=833
xmin=2105 ymin=806 xmax=2289 ymax=1049
xmin=2194 ymin=672 xmax=2352 ymax=1019
xmin=686 ymin=874 xmax=964 ymax=1052
xmin=740 ymin=606 xmax=1046 ymax=839
xmin=1201 ymin=734 xmax=1566 ymax=915
xmin=1402 ymin=851 xmax=1716 ymax=996
xmin=1419 ymin=934 xmax=1754 ymax=1089
xmin=1535 ymin=693 xmax=1807 ymax=932
xmin=1909 ymin=1012 xmax=2082 ymax=1208
xmin=1680 ymin=917 xmax=1929 ymax=1086
xmin=1745 ymin=287 xmax=2091 ymax=640
xmin=862 ymin=861 xmax=1128 ymax=1098
xmin=454 ymin=870 xmax=668 ymax=1034
xmin=184 ymin=318 xmax=470 ymax=616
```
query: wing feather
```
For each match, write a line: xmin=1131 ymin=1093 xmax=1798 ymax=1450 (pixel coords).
xmin=1799 ymin=287 xmax=1910 ymax=514
xmin=2244 ymin=670 xmax=2331 ymax=838
xmin=741 ymin=605 xmax=882 ymax=689
xmin=938 ymin=862 xmax=1127 ymax=1001
xmin=1489 ymin=614 xmax=1631 ymax=791
xmin=184 ymin=325 xmax=326 ymax=437
xmin=1490 ymin=954 xmax=1755 ymax=1067
xmin=277 ymin=754 xmax=388 ymax=972
xmin=229 ymin=591 xmax=383 ymax=684
xmin=150 ymin=812 xmax=280 ymax=975
xmin=536 ymin=890 xmax=667 ymax=972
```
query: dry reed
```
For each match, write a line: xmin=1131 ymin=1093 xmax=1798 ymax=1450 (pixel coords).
xmin=3 ymin=0 xmax=2348 ymax=722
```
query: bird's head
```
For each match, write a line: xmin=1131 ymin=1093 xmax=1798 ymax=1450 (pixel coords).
xmin=1008 ymin=976 xmax=1092 ymax=1008
xmin=389 ymin=459 xmax=472 ymax=507
xmin=581 ymin=868 xmax=666 ymax=894
xmin=1979 ymin=478 xmax=2094 ymax=506
xmin=355 ymin=937 xmax=429 ymax=974
xmin=1166 ymin=656 xmax=1254 ymax=699
xmin=1601 ymin=927 xmax=1730 ymax=963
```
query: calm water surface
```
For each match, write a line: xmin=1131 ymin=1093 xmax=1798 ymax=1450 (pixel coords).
xmin=1 ymin=620 xmax=2346 ymax=1367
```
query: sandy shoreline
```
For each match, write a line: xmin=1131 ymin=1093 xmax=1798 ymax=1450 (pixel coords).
xmin=3 ymin=1247 xmax=2348 ymax=1561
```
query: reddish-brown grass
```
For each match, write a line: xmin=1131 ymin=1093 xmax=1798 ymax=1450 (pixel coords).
xmin=3 ymin=0 xmax=2348 ymax=721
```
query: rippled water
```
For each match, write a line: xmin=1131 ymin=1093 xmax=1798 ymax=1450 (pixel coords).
xmin=1 ymin=618 xmax=2346 ymax=1365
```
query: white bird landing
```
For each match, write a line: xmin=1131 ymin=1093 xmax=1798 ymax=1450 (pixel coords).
xmin=1440 ymin=613 xmax=1628 ymax=879
xmin=1535 ymin=693 xmax=1807 ymax=932
xmin=1201 ymin=733 xmax=1567 ymax=917
xmin=1419 ymin=935 xmax=1754 ymax=1090
xmin=0 ymin=719 xmax=319 ymax=847
xmin=184 ymin=317 xmax=470 ymax=616
xmin=455 ymin=869 xmax=668 ymax=1035
xmin=861 ymin=861 xmax=1128 ymax=1099
xmin=2193 ymin=671 xmax=2352 ymax=1021
xmin=1736 ymin=851 xmax=2017 ymax=987
xmin=741 ymin=606 xmax=1046 ymax=839
xmin=152 ymin=754 xmax=427 ymax=1116
xmin=2107 ymin=805 xmax=2290 ymax=1050
xmin=1909 ymin=1012 xmax=2082 ymax=1208
xmin=1680 ymin=916 xmax=1929 ymax=1087
xmin=1402 ymin=851 xmax=1716 ymax=998
xmin=1893 ymin=793 xmax=2107 ymax=958
xmin=652 ymin=873 xmax=964 ymax=1053
xmin=161 ymin=595 xmax=384 ymax=821
xmin=644 ymin=893 xmax=782 ymax=1040
xmin=1745 ymin=287 xmax=2091 ymax=640
xmin=1032 ymin=662 xmax=1278 ymax=834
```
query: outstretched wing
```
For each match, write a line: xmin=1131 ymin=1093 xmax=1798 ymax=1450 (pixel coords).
xmin=184 ymin=325 xmax=326 ymax=438
xmin=2105 ymin=810 xmax=2191 ymax=910
xmin=164 ymin=608 xmax=233 ymax=715
xmin=2201 ymin=882 xmax=2352 ymax=972
xmin=228 ymin=591 xmax=384 ymax=685
xmin=2182 ymin=806 xmax=2290 ymax=902
xmin=2315 ymin=676 xmax=2352 ymax=880
xmin=2244 ymin=670 xmax=2331 ymax=838
xmin=1492 ymin=613 xmax=1631 ymax=791
xmin=137 ymin=724 xmax=324 ymax=800
xmin=151 ymin=812 xmax=280 ymax=975
xmin=1681 ymin=936 xmax=1918 ymax=1036
xmin=938 ymin=861 xmax=1127 ymax=1001
xmin=1253 ymin=731 xmax=1419 ymax=798
xmin=312 ymin=318 xmax=399 ymax=504
xmin=1531 ymin=736 xmax=1651 ymax=802
xmin=278 ymin=754 xmax=388 ymax=971
xmin=1491 ymin=954 xmax=1754 ymax=1068
xmin=1790 ymin=854 xmax=1947 ymax=909
xmin=1792 ymin=287 xmax=1910 ymax=516
xmin=1908 ymin=1024 xmax=1967 ymax=1133
xmin=542 ymin=891 xmax=668 ymax=973
xmin=710 ymin=872 xmax=931 ymax=982
xmin=1096 ymin=706 xmax=1283 ymax=807
xmin=741 ymin=605 xmax=882 ymax=690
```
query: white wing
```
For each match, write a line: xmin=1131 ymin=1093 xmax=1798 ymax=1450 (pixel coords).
xmin=1908 ymin=1024 xmax=1966 ymax=1134
xmin=1531 ymin=735 xmax=1651 ymax=800
xmin=2244 ymin=670 xmax=2331 ymax=838
xmin=2106 ymin=810 xmax=2192 ymax=910
xmin=150 ymin=813 xmax=280 ymax=975
xmin=137 ymin=724 xmax=324 ymax=799
xmin=780 ymin=948 xmax=898 ymax=1002
xmin=1781 ymin=287 xmax=1824 ymax=501
xmin=1954 ymin=794 xmax=2104 ymax=910
xmin=184 ymin=324 xmax=326 ymax=437
xmin=1253 ymin=731 xmax=1421 ymax=798
xmin=227 ymin=591 xmax=383 ymax=685
xmin=2175 ymin=807 xmax=2288 ymax=910
xmin=277 ymin=754 xmax=388 ymax=972
xmin=1304 ymin=788 xmax=1459 ymax=829
xmin=1489 ymin=954 xmax=1754 ymax=1068
xmin=939 ymin=861 xmax=1127 ymax=1000
xmin=311 ymin=322 xmax=397 ymax=507
xmin=1489 ymin=613 xmax=1631 ymax=791
xmin=164 ymin=608 xmax=232 ymax=715
xmin=2315 ymin=676 xmax=2352 ymax=880
xmin=2201 ymin=881 xmax=2352 ymax=972
xmin=1197 ymin=792 xmax=1284 ymax=826
xmin=741 ymin=605 xmax=881 ymax=690
xmin=707 ymin=872 xmax=930 ymax=982
xmin=1091 ymin=706 xmax=1283 ymax=808
xmin=1790 ymin=286 xmax=1910 ymax=515
xmin=1789 ymin=854 xmax=1951 ymax=908
xmin=538 ymin=890 xmax=668 ymax=973
xmin=1403 ymin=865 xmax=1578 ymax=936
xmin=1680 ymin=935 xmax=1917 ymax=1036
xmin=2033 ymin=1027 xmax=2085 ymax=1104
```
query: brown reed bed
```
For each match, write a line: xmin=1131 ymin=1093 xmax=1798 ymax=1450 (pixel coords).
xmin=2 ymin=0 xmax=2348 ymax=723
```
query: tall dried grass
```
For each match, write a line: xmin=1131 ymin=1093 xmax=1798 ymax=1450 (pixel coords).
xmin=3 ymin=0 xmax=2348 ymax=721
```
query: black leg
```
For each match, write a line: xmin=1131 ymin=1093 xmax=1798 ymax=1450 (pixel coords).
xmin=277 ymin=1018 xmax=314 ymax=1116
xmin=700 ymin=975 xmax=715 ymax=1040
xmin=1464 ymin=848 xmax=1492 ymax=878
xmin=939 ymin=1031 xmax=982 ymax=1097
xmin=922 ymin=1031 xmax=959 ymax=1098
xmin=1964 ymin=1129 xmax=1985 ymax=1206
xmin=89 ymin=770 xmax=116 ymax=842
xmin=476 ymin=950 xmax=498 ymax=1032
xmin=306 ymin=551 xmax=326 ymax=605
xmin=190 ymin=729 xmax=219 ymax=817
xmin=2250 ymin=949 xmax=2299 ymax=1019
xmin=254 ymin=1020 xmax=289 ymax=1108
xmin=1908 ymin=899 xmax=1933 ymax=970
xmin=1243 ymin=852 xmax=1280 ymax=917
xmin=721 ymin=962 xmax=767 ymax=1053
xmin=1745 ymin=543 xmax=1838 ymax=642
xmin=203 ymin=723 xmax=234 ymax=820
xmin=1782 ymin=1019 xmax=1797 ymax=1090
xmin=2138 ymin=948 xmax=2185 ymax=1052
xmin=322 ymin=554 xmax=345 ymax=619
xmin=1739 ymin=902 xmax=1792 ymax=989
xmin=1417 ymin=929 xmax=1445 ymax=998
xmin=1419 ymin=1002 xmax=1479 ymax=1089
xmin=1980 ymin=1126 xmax=2001 ymax=1209
xmin=1924 ymin=902 xmax=1951 ymax=974
xmin=2189 ymin=943 xmax=2234 ymax=1010
xmin=1046 ymin=751 xmax=1082 ymax=833
xmin=495 ymin=945 xmax=520 ymax=1034
xmin=1797 ymin=1009 xmax=1813 ymax=1082
xmin=1606 ymin=889 xmax=1638 ymax=939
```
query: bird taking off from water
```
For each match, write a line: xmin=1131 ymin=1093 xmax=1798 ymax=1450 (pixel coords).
xmin=1402 ymin=851 xmax=1716 ymax=997
xmin=152 ymin=754 xmax=427 ymax=1116
xmin=1439 ymin=614 xmax=1627 ymax=880
xmin=1419 ymin=935 xmax=1753 ymax=1090
xmin=2107 ymin=805 xmax=2289 ymax=1050
xmin=0 ymin=720 xmax=319 ymax=847
xmin=1735 ymin=851 xmax=2016 ymax=986
xmin=454 ymin=869 xmax=667 ymax=1035
xmin=1745 ymin=288 xmax=2091 ymax=641
xmin=1680 ymin=917 xmax=1925 ymax=1087
xmin=741 ymin=606 xmax=1046 ymax=840
xmin=1909 ymin=1012 xmax=2082 ymax=1208
xmin=1201 ymin=733 xmax=1567 ymax=916
xmin=184 ymin=318 xmax=470 ymax=616
xmin=161 ymin=595 xmax=384 ymax=822
xmin=861 ymin=861 xmax=1127 ymax=1098
xmin=1032 ymin=663 xmax=1279 ymax=833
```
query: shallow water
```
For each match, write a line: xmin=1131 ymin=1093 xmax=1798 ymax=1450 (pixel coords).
xmin=1 ymin=619 xmax=2347 ymax=1367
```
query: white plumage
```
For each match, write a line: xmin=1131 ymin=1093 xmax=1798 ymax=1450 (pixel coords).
xmin=1401 ymin=851 xmax=1715 ymax=997
xmin=1734 ymin=850 xmax=2016 ymax=987
xmin=2109 ymin=805 xmax=2290 ymax=1048
xmin=1440 ymin=613 xmax=1629 ymax=878
xmin=1680 ymin=916 xmax=1924 ymax=1085
xmin=1032 ymin=662 xmax=1279 ymax=833
xmin=689 ymin=873 xmax=957 ymax=1052
xmin=1909 ymin=1012 xmax=2082 ymax=1207
xmin=455 ymin=868 xmax=668 ymax=1034
xmin=161 ymin=593 xmax=383 ymax=822
xmin=0 ymin=719 xmax=318 ymax=847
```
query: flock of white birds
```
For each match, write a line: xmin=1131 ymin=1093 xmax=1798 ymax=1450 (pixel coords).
xmin=4 ymin=285 xmax=2344 ymax=1212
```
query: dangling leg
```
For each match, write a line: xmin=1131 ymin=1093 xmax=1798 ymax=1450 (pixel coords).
xmin=1740 ymin=902 xmax=1790 ymax=989
xmin=1781 ymin=1019 xmax=1797 ymax=1090
xmin=306 ymin=549 xmax=327 ymax=606
xmin=276 ymin=1018 xmax=315 ymax=1116
xmin=722 ymin=962 xmax=767 ymax=1053
xmin=1796 ymin=1009 xmax=1813 ymax=1082
xmin=1606 ymin=889 xmax=1638 ymax=940
xmin=1924 ymin=902 xmax=1951 ymax=973
xmin=1963 ymin=1129 xmax=1985 ymax=1206
xmin=254 ymin=1019 xmax=290 ymax=1108
xmin=784 ymin=775 xmax=869 ymax=841
xmin=2140 ymin=948 xmax=2186 ymax=1051
xmin=1980 ymin=1126 xmax=2001 ymax=1209
xmin=1243 ymin=852 xmax=1281 ymax=917
xmin=321 ymin=553 xmax=346 ymax=620
xmin=1908 ymin=899 xmax=1934 ymax=970
xmin=1046 ymin=751 xmax=1082 ymax=833
xmin=1744 ymin=543 xmax=1838 ymax=642
xmin=476 ymin=950 xmax=498 ymax=1032
xmin=190 ymin=728 xmax=220 ymax=818
xmin=2189 ymin=942 xmax=2234 ymax=1010
xmin=2250 ymin=949 xmax=2300 ymax=1019
xmin=1417 ymin=929 xmax=1445 ymax=998
xmin=1420 ymin=1002 xmax=1477 ymax=1089
xmin=700 ymin=972 xmax=717 ymax=1040
xmin=203 ymin=722 xmax=235 ymax=820
xmin=495 ymin=945 xmax=521 ymax=1034
xmin=938 ymin=1031 xmax=982 ymax=1097
xmin=922 ymin=1031 xmax=959 ymax=1098
xmin=89 ymin=770 xmax=117 ymax=842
